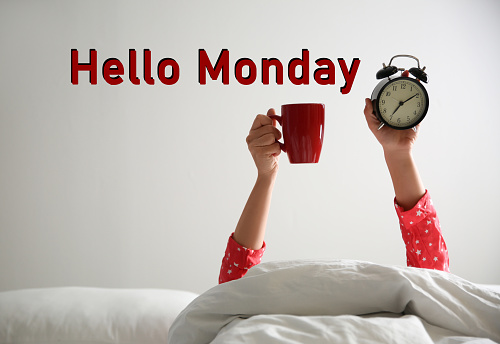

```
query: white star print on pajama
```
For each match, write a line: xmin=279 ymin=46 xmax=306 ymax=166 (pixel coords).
xmin=219 ymin=233 xmax=266 ymax=284
xmin=219 ymin=190 xmax=449 ymax=284
xmin=395 ymin=190 xmax=449 ymax=272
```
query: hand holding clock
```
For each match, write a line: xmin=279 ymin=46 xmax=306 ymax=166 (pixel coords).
xmin=364 ymin=98 xmax=419 ymax=154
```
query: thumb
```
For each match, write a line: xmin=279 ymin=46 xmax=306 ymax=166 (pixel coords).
xmin=267 ymin=108 xmax=277 ymax=127
xmin=364 ymin=98 xmax=380 ymax=132
xmin=364 ymin=98 xmax=373 ymax=114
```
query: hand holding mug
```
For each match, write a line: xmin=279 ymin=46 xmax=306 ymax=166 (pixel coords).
xmin=246 ymin=109 xmax=282 ymax=177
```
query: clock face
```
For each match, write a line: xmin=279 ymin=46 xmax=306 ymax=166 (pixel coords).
xmin=375 ymin=77 xmax=429 ymax=129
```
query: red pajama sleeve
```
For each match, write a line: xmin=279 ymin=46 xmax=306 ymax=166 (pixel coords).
xmin=219 ymin=190 xmax=449 ymax=285
xmin=219 ymin=233 xmax=266 ymax=284
xmin=395 ymin=190 xmax=450 ymax=272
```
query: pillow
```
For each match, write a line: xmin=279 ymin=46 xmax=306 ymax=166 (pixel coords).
xmin=0 ymin=287 xmax=199 ymax=344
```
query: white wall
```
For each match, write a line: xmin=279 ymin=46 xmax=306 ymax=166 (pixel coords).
xmin=1 ymin=0 xmax=499 ymax=294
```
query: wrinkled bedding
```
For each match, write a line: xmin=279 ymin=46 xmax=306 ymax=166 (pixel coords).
xmin=168 ymin=259 xmax=500 ymax=343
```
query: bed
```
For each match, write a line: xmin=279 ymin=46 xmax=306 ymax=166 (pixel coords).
xmin=0 ymin=260 xmax=499 ymax=344
xmin=170 ymin=259 xmax=500 ymax=344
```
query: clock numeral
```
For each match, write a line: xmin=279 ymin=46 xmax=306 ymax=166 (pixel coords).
xmin=397 ymin=118 xmax=401 ymax=124
xmin=386 ymin=91 xmax=391 ymax=97
xmin=383 ymin=108 xmax=387 ymax=114
xmin=392 ymin=85 xmax=397 ymax=91
xmin=407 ymin=116 xmax=411 ymax=123
xmin=417 ymin=102 xmax=420 ymax=107
xmin=413 ymin=110 xmax=417 ymax=115
xmin=381 ymin=99 xmax=386 ymax=105
xmin=401 ymin=83 xmax=406 ymax=90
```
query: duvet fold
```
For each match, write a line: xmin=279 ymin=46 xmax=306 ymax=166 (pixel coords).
xmin=168 ymin=259 xmax=500 ymax=344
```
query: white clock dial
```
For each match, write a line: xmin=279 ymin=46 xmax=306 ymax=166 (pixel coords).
xmin=377 ymin=77 xmax=428 ymax=129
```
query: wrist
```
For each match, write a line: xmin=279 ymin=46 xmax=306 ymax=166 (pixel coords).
xmin=383 ymin=147 xmax=425 ymax=210
xmin=256 ymin=170 xmax=278 ymax=186
xmin=383 ymin=147 xmax=413 ymax=161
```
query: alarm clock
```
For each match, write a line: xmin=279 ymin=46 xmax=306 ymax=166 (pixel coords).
xmin=371 ymin=55 xmax=429 ymax=131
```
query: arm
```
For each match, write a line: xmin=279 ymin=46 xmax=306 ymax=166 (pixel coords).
xmin=234 ymin=109 xmax=281 ymax=249
xmin=383 ymin=150 xmax=425 ymax=211
xmin=233 ymin=174 xmax=276 ymax=250
xmin=219 ymin=109 xmax=282 ymax=283
xmin=363 ymin=99 xmax=449 ymax=271
xmin=363 ymin=98 xmax=424 ymax=210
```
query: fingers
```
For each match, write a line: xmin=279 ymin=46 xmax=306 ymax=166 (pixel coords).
xmin=250 ymin=108 xmax=279 ymax=130
xmin=266 ymin=108 xmax=276 ymax=117
xmin=266 ymin=108 xmax=277 ymax=126
xmin=250 ymin=112 xmax=274 ymax=130
xmin=247 ymin=110 xmax=282 ymax=147
xmin=247 ymin=111 xmax=283 ymax=169
xmin=257 ymin=141 xmax=281 ymax=157
xmin=246 ymin=125 xmax=281 ymax=147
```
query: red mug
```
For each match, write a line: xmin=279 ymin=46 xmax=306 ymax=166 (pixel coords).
xmin=269 ymin=103 xmax=325 ymax=164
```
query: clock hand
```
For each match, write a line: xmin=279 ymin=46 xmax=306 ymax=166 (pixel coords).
xmin=392 ymin=101 xmax=403 ymax=115
xmin=402 ymin=93 xmax=419 ymax=104
xmin=392 ymin=93 xmax=419 ymax=115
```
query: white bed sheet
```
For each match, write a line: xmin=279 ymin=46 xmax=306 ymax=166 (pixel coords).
xmin=478 ymin=284 xmax=500 ymax=294
xmin=169 ymin=259 xmax=500 ymax=344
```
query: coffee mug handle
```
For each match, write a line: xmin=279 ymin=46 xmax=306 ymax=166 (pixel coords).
xmin=267 ymin=114 xmax=286 ymax=153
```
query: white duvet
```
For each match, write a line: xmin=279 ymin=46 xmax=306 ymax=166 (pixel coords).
xmin=168 ymin=259 xmax=500 ymax=344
